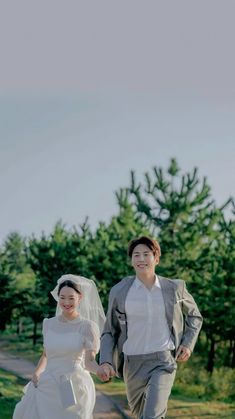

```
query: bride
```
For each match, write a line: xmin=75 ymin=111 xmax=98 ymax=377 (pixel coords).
xmin=13 ymin=274 xmax=108 ymax=419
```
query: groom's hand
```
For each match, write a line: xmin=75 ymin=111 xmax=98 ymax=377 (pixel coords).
xmin=176 ymin=345 xmax=191 ymax=362
xmin=96 ymin=363 xmax=116 ymax=381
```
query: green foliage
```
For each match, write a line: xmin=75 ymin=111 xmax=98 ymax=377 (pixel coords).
xmin=0 ymin=368 xmax=27 ymax=419
xmin=26 ymin=205 xmax=148 ymax=311
xmin=0 ymin=232 xmax=33 ymax=331
xmin=174 ymin=363 xmax=235 ymax=402
xmin=2 ymin=232 xmax=28 ymax=275
xmin=0 ymin=272 xmax=15 ymax=331
xmin=27 ymin=220 xmax=93 ymax=318
xmin=88 ymin=202 xmax=149 ymax=308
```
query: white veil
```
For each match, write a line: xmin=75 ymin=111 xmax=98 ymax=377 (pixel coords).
xmin=51 ymin=274 xmax=106 ymax=335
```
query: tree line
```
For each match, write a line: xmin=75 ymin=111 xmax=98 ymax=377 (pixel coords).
xmin=0 ymin=159 xmax=234 ymax=374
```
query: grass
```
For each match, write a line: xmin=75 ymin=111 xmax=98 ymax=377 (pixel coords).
xmin=167 ymin=398 xmax=235 ymax=418
xmin=0 ymin=333 xmax=42 ymax=364
xmin=0 ymin=368 xmax=27 ymax=419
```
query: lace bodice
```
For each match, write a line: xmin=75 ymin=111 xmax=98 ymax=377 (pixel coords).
xmin=43 ymin=316 xmax=100 ymax=368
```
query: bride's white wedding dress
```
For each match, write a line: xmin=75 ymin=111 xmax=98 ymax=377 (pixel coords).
xmin=13 ymin=316 xmax=100 ymax=419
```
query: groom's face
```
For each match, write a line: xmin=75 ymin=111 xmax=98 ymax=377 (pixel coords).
xmin=131 ymin=244 xmax=158 ymax=275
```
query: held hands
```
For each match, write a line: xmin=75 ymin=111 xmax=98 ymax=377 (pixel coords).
xmin=176 ymin=345 xmax=191 ymax=362
xmin=96 ymin=363 xmax=116 ymax=382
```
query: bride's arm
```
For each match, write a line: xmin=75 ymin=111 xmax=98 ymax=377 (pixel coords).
xmin=31 ymin=349 xmax=47 ymax=387
xmin=84 ymin=350 xmax=99 ymax=374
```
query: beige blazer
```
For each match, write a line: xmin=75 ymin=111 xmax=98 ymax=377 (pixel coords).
xmin=100 ymin=275 xmax=203 ymax=378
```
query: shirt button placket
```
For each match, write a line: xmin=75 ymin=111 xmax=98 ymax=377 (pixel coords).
xmin=144 ymin=290 xmax=152 ymax=353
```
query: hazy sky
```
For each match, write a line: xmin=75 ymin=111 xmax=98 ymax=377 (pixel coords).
xmin=0 ymin=1 xmax=234 ymax=242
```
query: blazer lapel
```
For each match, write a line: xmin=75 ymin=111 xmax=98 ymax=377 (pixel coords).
xmin=159 ymin=276 xmax=175 ymax=330
xmin=117 ymin=276 xmax=135 ymax=313
xmin=115 ymin=275 xmax=176 ymax=328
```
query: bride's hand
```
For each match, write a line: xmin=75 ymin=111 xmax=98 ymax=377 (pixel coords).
xmin=96 ymin=363 xmax=115 ymax=382
xmin=31 ymin=372 xmax=40 ymax=387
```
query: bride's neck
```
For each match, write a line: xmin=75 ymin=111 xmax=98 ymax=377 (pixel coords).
xmin=62 ymin=311 xmax=79 ymax=321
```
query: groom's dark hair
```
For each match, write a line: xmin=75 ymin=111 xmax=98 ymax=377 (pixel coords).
xmin=127 ymin=236 xmax=161 ymax=258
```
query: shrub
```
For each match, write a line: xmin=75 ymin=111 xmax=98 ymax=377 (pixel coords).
xmin=173 ymin=364 xmax=235 ymax=402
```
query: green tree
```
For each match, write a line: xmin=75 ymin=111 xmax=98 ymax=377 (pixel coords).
xmin=0 ymin=232 xmax=32 ymax=331
xmin=0 ymin=272 xmax=15 ymax=331
xmin=27 ymin=220 xmax=92 ymax=319
xmin=88 ymin=199 xmax=149 ymax=309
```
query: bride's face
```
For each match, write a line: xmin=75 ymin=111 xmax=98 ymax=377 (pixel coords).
xmin=58 ymin=286 xmax=81 ymax=315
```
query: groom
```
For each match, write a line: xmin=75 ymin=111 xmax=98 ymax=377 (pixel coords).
xmin=97 ymin=236 xmax=203 ymax=419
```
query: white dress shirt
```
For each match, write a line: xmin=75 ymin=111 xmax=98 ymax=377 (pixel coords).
xmin=123 ymin=275 xmax=175 ymax=355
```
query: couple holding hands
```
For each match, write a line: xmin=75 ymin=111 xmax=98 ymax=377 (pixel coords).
xmin=13 ymin=236 xmax=202 ymax=419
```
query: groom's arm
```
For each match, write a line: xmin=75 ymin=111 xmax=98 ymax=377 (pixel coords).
xmin=99 ymin=288 xmax=120 ymax=367
xmin=179 ymin=281 xmax=203 ymax=352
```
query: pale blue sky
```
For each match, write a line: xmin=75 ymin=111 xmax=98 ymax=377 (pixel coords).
xmin=0 ymin=1 xmax=234 ymax=242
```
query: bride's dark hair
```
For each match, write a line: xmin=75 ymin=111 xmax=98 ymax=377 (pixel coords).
xmin=58 ymin=280 xmax=81 ymax=296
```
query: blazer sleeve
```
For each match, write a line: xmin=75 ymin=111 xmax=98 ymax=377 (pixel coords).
xmin=180 ymin=281 xmax=203 ymax=352
xmin=99 ymin=287 xmax=120 ymax=366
